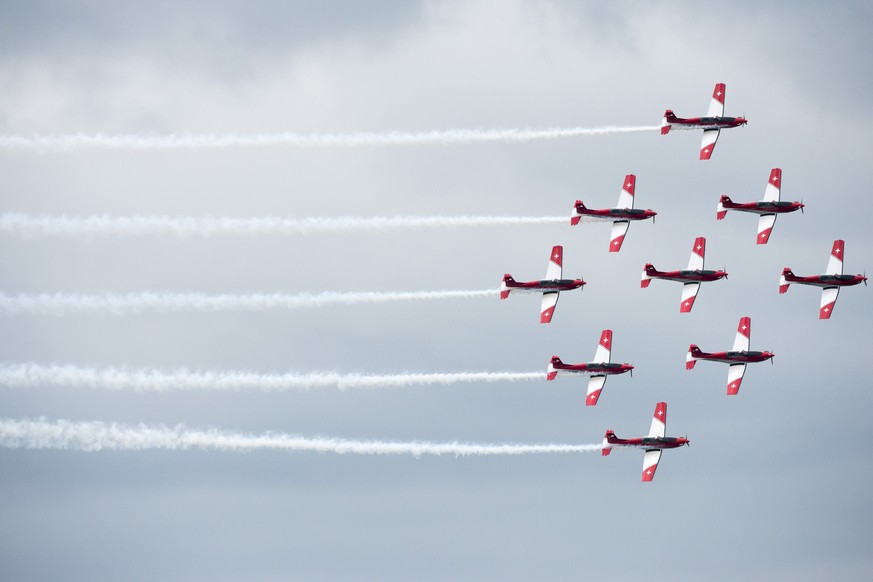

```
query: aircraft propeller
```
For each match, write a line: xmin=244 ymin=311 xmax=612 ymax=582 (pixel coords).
xmin=800 ymin=199 xmax=805 ymax=214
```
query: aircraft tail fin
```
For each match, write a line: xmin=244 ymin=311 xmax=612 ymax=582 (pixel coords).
xmin=717 ymin=195 xmax=730 ymax=220
xmin=779 ymin=268 xmax=791 ymax=294
xmin=661 ymin=110 xmax=674 ymax=134
xmin=500 ymin=274 xmax=513 ymax=299
xmin=570 ymin=200 xmax=584 ymax=226
xmin=547 ymin=356 xmax=561 ymax=381
xmin=641 ymin=263 xmax=655 ymax=288
xmin=602 ymin=430 xmax=615 ymax=456
xmin=686 ymin=344 xmax=699 ymax=369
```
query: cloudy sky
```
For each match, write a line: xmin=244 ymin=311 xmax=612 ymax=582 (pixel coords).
xmin=1 ymin=1 xmax=871 ymax=580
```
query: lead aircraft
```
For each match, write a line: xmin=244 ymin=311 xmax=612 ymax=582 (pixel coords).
xmin=717 ymin=168 xmax=803 ymax=244
xmin=661 ymin=83 xmax=748 ymax=160
xmin=547 ymin=329 xmax=633 ymax=406
xmin=602 ymin=402 xmax=689 ymax=482
xmin=779 ymin=239 xmax=867 ymax=319
xmin=686 ymin=316 xmax=774 ymax=395
xmin=501 ymin=245 xmax=585 ymax=323
xmin=570 ymin=174 xmax=657 ymax=252
xmin=641 ymin=236 xmax=727 ymax=313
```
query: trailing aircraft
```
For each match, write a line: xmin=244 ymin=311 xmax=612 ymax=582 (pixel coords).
xmin=570 ymin=174 xmax=656 ymax=252
xmin=501 ymin=245 xmax=585 ymax=323
xmin=661 ymin=83 xmax=747 ymax=160
xmin=686 ymin=316 xmax=774 ymax=395
xmin=779 ymin=239 xmax=867 ymax=319
xmin=602 ymin=402 xmax=689 ymax=482
xmin=547 ymin=329 xmax=633 ymax=406
xmin=717 ymin=168 xmax=803 ymax=244
xmin=641 ymin=236 xmax=727 ymax=313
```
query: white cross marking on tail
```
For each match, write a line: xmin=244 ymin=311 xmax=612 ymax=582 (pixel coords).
xmin=703 ymin=148 xmax=710 ymax=155
xmin=772 ymin=176 xmax=779 ymax=183
xmin=684 ymin=300 xmax=691 ymax=307
xmin=835 ymin=248 xmax=841 ymax=255
xmin=626 ymin=182 xmax=632 ymax=189
xmin=612 ymin=240 xmax=620 ymax=246
xmin=730 ymin=382 xmax=738 ymax=389
xmin=646 ymin=469 xmax=653 ymax=475
xmin=824 ymin=306 xmax=830 ymax=313
xmin=697 ymin=244 xmax=703 ymax=251
xmin=554 ymin=253 xmax=560 ymax=259
xmin=741 ymin=325 xmax=747 ymax=331
xmin=657 ymin=410 xmax=664 ymax=417
xmin=716 ymin=91 xmax=722 ymax=97
xmin=760 ymin=232 xmax=768 ymax=239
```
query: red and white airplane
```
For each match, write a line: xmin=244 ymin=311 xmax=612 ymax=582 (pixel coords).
xmin=501 ymin=245 xmax=585 ymax=323
xmin=779 ymin=239 xmax=867 ymax=319
xmin=641 ymin=236 xmax=728 ymax=313
xmin=570 ymin=174 xmax=657 ymax=252
xmin=661 ymin=83 xmax=748 ymax=160
xmin=546 ymin=329 xmax=634 ymax=406
xmin=717 ymin=168 xmax=804 ymax=244
xmin=602 ymin=402 xmax=689 ymax=482
xmin=686 ymin=316 xmax=774 ymax=395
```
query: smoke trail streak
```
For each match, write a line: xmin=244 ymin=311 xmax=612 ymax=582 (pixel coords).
xmin=0 ymin=126 xmax=661 ymax=151
xmin=0 ymin=213 xmax=597 ymax=238
xmin=0 ymin=290 xmax=499 ymax=316
xmin=0 ymin=363 xmax=546 ymax=392
xmin=0 ymin=418 xmax=603 ymax=456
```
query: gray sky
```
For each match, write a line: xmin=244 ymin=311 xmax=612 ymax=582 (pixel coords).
xmin=1 ymin=1 xmax=872 ymax=580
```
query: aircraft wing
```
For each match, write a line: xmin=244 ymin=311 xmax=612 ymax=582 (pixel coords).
xmin=616 ymin=174 xmax=635 ymax=209
xmin=609 ymin=220 xmax=631 ymax=252
xmin=586 ymin=375 xmax=607 ymax=407
xmin=757 ymin=214 xmax=777 ymax=245
xmin=642 ymin=449 xmax=662 ymax=482
xmin=727 ymin=363 xmax=746 ymax=395
xmin=593 ymin=329 xmax=612 ymax=363
xmin=826 ymin=240 xmax=844 ymax=275
xmin=700 ymin=129 xmax=719 ymax=160
xmin=648 ymin=402 xmax=667 ymax=438
xmin=732 ymin=316 xmax=751 ymax=352
xmin=546 ymin=245 xmax=563 ymax=280
xmin=763 ymin=168 xmax=782 ymax=202
xmin=680 ymin=282 xmax=700 ymax=313
xmin=820 ymin=287 xmax=839 ymax=319
xmin=540 ymin=291 xmax=559 ymax=324
xmin=687 ymin=237 xmax=706 ymax=270
xmin=707 ymin=83 xmax=726 ymax=117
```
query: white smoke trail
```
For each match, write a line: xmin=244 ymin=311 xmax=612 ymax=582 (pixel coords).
xmin=0 ymin=126 xmax=661 ymax=151
xmin=0 ymin=418 xmax=603 ymax=456
xmin=0 ymin=213 xmax=591 ymax=238
xmin=0 ymin=363 xmax=545 ymax=392
xmin=0 ymin=289 xmax=499 ymax=316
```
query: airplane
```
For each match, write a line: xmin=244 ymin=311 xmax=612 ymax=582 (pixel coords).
xmin=501 ymin=245 xmax=585 ymax=323
xmin=661 ymin=83 xmax=748 ymax=160
xmin=546 ymin=329 xmax=634 ymax=406
xmin=717 ymin=168 xmax=804 ymax=244
xmin=686 ymin=316 xmax=774 ymax=395
xmin=602 ymin=402 xmax=689 ymax=482
xmin=779 ymin=239 xmax=867 ymax=319
xmin=570 ymin=174 xmax=657 ymax=252
xmin=641 ymin=236 xmax=728 ymax=313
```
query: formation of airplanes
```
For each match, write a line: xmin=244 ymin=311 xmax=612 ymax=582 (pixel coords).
xmin=497 ymin=84 xmax=864 ymax=481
